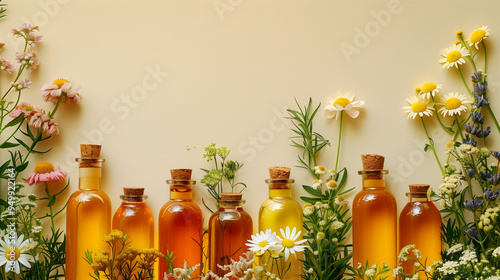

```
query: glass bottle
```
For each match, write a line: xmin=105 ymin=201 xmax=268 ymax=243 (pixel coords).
xmin=112 ymin=187 xmax=154 ymax=249
xmin=399 ymin=184 xmax=441 ymax=278
xmin=209 ymin=192 xmax=253 ymax=279
xmin=66 ymin=144 xmax=112 ymax=280
xmin=258 ymin=166 xmax=303 ymax=280
xmin=353 ymin=154 xmax=397 ymax=279
xmin=159 ymin=169 xmax=203 ymax=280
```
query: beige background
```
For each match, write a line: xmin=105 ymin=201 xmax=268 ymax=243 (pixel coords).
xmin=1 ymin=0 xmax=500 ymax=241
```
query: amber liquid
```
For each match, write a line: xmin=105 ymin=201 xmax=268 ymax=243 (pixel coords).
xmin=66 ymin=168 xmax=111 ymax=280
xmin=209 ymin=207 xmax=253 ymax=279
xmin=399 ymin=199 xmax=441 ymax=278
xmin=159 ymin=186 xmax=203 ymax=280
xmin=259 ymin=188 xmax=303 ymax=280
xmin=353 ymin=179 xmax=397 ymax=279
xmin=113 ymin=200 xmax=154 ymax=248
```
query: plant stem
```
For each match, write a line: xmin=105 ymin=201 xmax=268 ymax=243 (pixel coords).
xmin=482 ymin=41 xmax=488 ymax=74
xmin=486 ymin=104 xmax=500 ymax=133
xmin=334 ymin=111 xmax=343 ymax=173
xmin=45 ymin=182 xmax=56 ymax=231
xmin=421 ymin=117 xmax=444 ymax=176
xmin=455 ymin=115 xmax=465 ymax=142
xmin=458 ymin=66 xmax=473 ymax=99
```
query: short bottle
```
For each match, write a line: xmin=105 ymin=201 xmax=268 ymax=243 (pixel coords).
xmin=113 ymin=187 xmax=154 ymax=248
xmin=159 ymin=169 xmax=203 ymax=279
xmin=352 ymin=154 xmax=397 ymax=278
xmin=399 ymin=184 xmax=441 ymax=278
xmin=209 ymin=192 xmax=253 ymax=278
xmin=66 ymin=144 xmax=112 ymax=280
xmin=258 ymin=166 xmax=303 ymax=279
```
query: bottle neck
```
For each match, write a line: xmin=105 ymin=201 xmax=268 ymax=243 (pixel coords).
xmin=266 ymin=179 xmax=294 ymax=198
xmin=359 ymin=170 xmax=388 ymax=189
xmin=169 ymin=185 xmax=193 ymax=201
xmin=219 ymin=200 xmax=245 ymax=211
xmin=78 ymin=167 xmax=102 ymax=190
xmin=120 ymin=195 xmax=148 ymax=203
xmin=407 ymin=194 xmax=429 ymax=202
xmin=361 ymin=178 xmax=386 ymax=189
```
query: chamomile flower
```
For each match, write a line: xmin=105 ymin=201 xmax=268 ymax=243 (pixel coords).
xmin=438 ymin=92 xmax=471 ymax=117
xmin=403 ymin=96 xmax=434 ymax=119
xmin=324 ymin=90 xmax=365 ymax=120
xmin=314 ymin=166 xmax=327 ymax=175
xmin=246 ymin=229 xmax=281 ymax=254
xmin=275 ymin=227 xmax=308 ymax=261
xmin=0 ymin=234 xmax=35 ymax=274
xmin=419 ymin=82 xmax=442 ymax=99
xmin=468 ymin=26 xmax=490 ymax=49
xmin=439 ymin=43 xmax=469 ymax=69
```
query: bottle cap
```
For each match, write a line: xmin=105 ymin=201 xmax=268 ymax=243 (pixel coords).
xmin=123 ymin=187 xmax=145 ymax=196
xmin=408 ymin=184 xmax=429 ymax=198
xmin=221 ymin=192 xmax=242 ymax=201
xmin=268 ymin=166 xmax=291 ymax=179
xmin=361 ymin=154 xmax=385 ymax=170
xmin=170 ymin=169 xmax=192 ymax=180
xmin=78 ymin=144 xmax=103 ymax=167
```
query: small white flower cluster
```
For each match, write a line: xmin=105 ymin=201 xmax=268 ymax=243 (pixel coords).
xmin=312 ymin=166 xmax=339 ymax=190
xmin=492 ymin=246 xmax=500 ymax=258
xmin=458 ymin=144 xmax=479 ymax=155
xmin=447 ymin=243 xmax=464 ymax=255
xmin=459 ymin=248 xmax=478 ymax=265
xmin=437 ymin=260 xmax=459 ymax=275
xmin=479 ymin=207 xmax=500 ymax=232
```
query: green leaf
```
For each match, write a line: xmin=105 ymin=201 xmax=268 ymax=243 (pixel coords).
xmin=15 ymin=161 xmax=29 ymax=173
xmin=47 ymin=195 xmax=57 ymax=207
xmin=14 ymin=137 xmax=30 ymax=151
xmin=0 ymin=141 xmax=19 ymax=148
xmin=301 ymin=196 xmax=320 ymax=204
xmin=0 ymin=160 xmax=11 ymax=176
xmin=424 ymin=144 xmax=431 ymax=152
xmin=4 ymin=114 xmax=24 ymax=128
xmin=302 ymin=185 xmax=321 ymax=197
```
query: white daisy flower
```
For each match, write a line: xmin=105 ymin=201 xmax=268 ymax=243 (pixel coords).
xmin=324 ymin=90 xmax=365 ymax=120
xmin=314 ymin=166 xmax=327 ymax=175
xmin=246 ymin=229 xmax=281 ymax=254
xmin=468 ymin=26 xmax=490 ymax=49
xmin=438 ymin=92 xmax=471 ymax=117
xmin=0 ymin=234 xmax=36 ymax=274
xmin=311 ymin=179 xmax=323 ymax=190
xmin=403 ymin=96 xmax=434 ymax=119
xmin=439 ymin=43 xmax=469 ymax=69
xmin=419 ymin=82 xmax=442 ymax=99
xmin=275 ymin=226 xmax=308 ymax=261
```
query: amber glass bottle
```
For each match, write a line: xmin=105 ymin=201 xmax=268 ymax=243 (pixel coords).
xmin=258 ymin=166 xmax=303 ymax=279
xmin=66 ymin=144 xmax=112 ymax=280
xmin=159 ymin=169 xmax=203 ymax=280
xmin=112 ymin=187 xmax=154 ymax=248
xmin=209 ymin=192 xmax=253 ymax=279
xmin=353 ymin=154 xmax=397 ymax=279
xmin=399 ymin=184 xmax=441 ymax=278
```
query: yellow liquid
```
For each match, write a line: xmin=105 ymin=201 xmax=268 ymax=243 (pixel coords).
xmin=399 ymin=200 xmax=441 ymax=278
xmin=259 ymin=189 xmax=303 ymax=280
xmin=352 ymin=181 xmax=397 ymax=279
xmin=113 ymin=201 xmax=154 ymax=248
xmin=66 ymin=188 xmax=111 ymax=280
xmin=159 ymin=187 xmax=203 ymax=280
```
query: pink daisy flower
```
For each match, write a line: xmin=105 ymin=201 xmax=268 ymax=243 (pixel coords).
xmin=11 ymin=79 xmax=32 ymax=91
xmin=15 ymin=50 xmax=39 ymax=73
xmin=28 ymin=110 xmax=59 ymax=135
xmin=9 ymin=102 xmax=36 ymax=118
xmin=25 ymin=162 xmax=67 ymax=185
xmin=40 ymin=78 xmax=81 ymax=104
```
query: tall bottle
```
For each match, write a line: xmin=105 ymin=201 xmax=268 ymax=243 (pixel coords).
xmin=113 ymin=187 xmax=154 ymax=248
xmin=258 ymin=166 xmax=303 ymax=279
xmin=159 ymin=169 xmax=203 ymax=279
xmin=66 ymin=144 xmax=112 ymax=280
xmin=353 ymin=154 xmax=397 ymax=278
xmin=209 ymin=192 xmax=253 ymax=278
xmin=399 ymin=184 xmax=441 ymax=278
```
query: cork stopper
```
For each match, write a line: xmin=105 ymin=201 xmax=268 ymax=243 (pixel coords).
xmin=268 ymin=166 xmax=291 ymax=179
xmin=78 ymin=144 xmax=102 ymax=167
xmin=80 ymin=144 xmax=101 ymax=158
xmin=170 ymin=169 xmax=192 ymax=180
xmin=361 ymin=154 xmax=385 ymax=170
xmin=123 ymin=187 xmax=144 ymax=196
xmin=409 ymin=184 xmax=429 ymax=198
xmin=221 ymin=192 xmax=242 ymax=201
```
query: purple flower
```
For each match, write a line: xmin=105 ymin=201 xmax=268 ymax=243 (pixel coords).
xmin=464 ymin=227 xmax=479 ymax=240
xmin=464 ymin=138 xmax=477 ymax=147
xmin=471 ymin=112 xmax=484 ymax=124
xmin=472 ymin=72 xmax=482 ymax=83
xmin=466 ymin=170 xmax=475 ymax=179
xmin=474 ymin=82 xmax=487 ymax=94
xmin=491 ymin=150 xmax=500 ymax=161
xmin=474 ymin=94 xmax=490 ymax=107
xmin=485 ymin=188 xmax=499 ymax=201
xmin=488 ymin=175 xmax=500 ymax=185
xmin=464 ymin=199 xmax=483 ymax=211
xmin=482 ymin=126 xmax=491 ymax=138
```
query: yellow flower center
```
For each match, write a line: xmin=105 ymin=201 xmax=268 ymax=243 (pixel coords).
xmin=5 ymin=247 xmax=20 ymax=261
xmin=34 ymin=162 xmax=55 ymax=174
xmin=421 ymin=83 xmax=436 ymax=93
xmin=258 ymin=240 xmax=269 ymax=248
xmin=52 ymin=78 xmax=69 ymax=87
xmin=317 ymin=166 xmax=325 ymax=172
xmin=411 ymin=101 xmax=427 ymax=113
xmin=21 ymin=104 xmax=33 ymax=111
xmin=445 ymin=97 xmax=462 ymax=110
xmin=470 ymin=30 xmax=486 ymax=43
xmin=333 ymin=98 xmax=351 ymax=108
xmin=282 ymin=239 xmax=295 ymax=249
xmin=447 ymin=50 xmax=462 ymax=63
xmin=337 ymin=195 xmax=345 ymax=202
